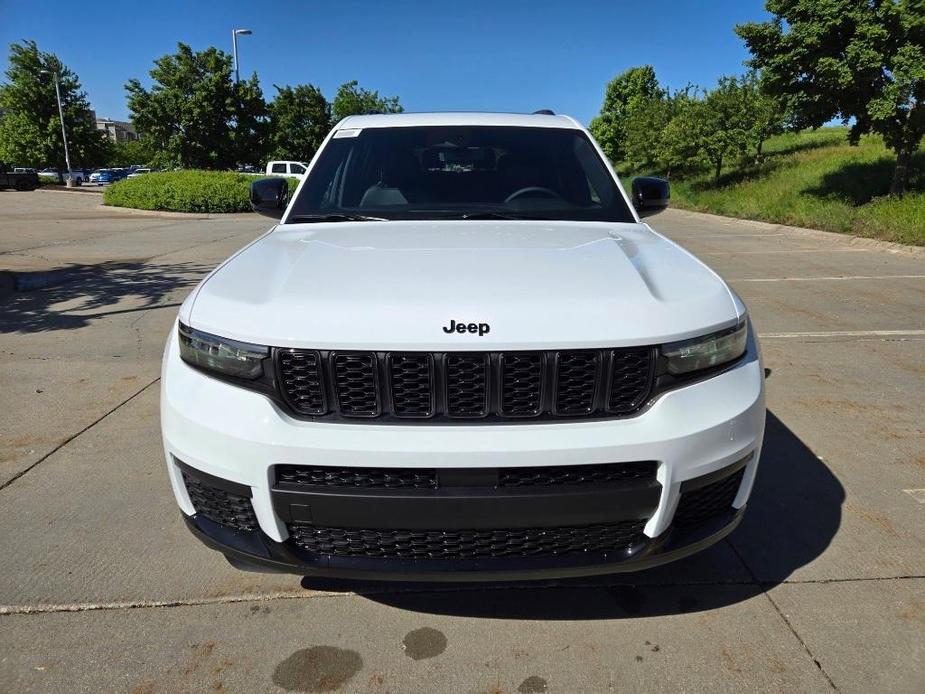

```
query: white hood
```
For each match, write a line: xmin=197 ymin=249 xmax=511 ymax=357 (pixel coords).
xmin=185 ymin=220 xmax=738 ymax=350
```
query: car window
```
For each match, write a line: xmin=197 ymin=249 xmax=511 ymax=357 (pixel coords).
xmin=289 ymin=163 xmax=306 ymax=174
xmin=271 ymin=163 xmax=286 ymax=174
xmin=287 ymin=126 xmax=633 ymax=222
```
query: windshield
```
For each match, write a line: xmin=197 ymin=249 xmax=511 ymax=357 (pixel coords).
xmin=286 ymin=126 xmax=634 ymax=222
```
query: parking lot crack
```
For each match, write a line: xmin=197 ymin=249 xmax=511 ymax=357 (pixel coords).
xmin=0 ymin=377 xmax=160 ymax=494
xmin=724 ymin=538 xmax=841 ymax=691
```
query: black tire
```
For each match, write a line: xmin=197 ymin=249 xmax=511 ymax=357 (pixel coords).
xmin=15 ymin=180 xmax=32 ymax=191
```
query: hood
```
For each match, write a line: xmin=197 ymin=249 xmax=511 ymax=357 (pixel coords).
xmin=186 ymin=220 xmax=738 ymax=350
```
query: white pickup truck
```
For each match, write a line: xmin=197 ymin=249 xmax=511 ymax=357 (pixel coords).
xmin=163 ymin=111 xmax=765 ymax=581
xmin=263 ymin=161 xmax=308 ymax=179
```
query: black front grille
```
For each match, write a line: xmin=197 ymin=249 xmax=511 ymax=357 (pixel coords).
xmin=500 ymin=353 xmax=544 ymax=416
xmin=278 ymin=349 xmax=325 ymax=414
xmin=554 ymin=351 xmax=600 ymax=415
xmin=274 ymin=347 xmax=655 ymax=422
xmin=609 ymin=348 xmax=655 ymax=413
xmin=182 ymin=471 xmax=258 ymax=531
xmin=389 ymin=354 xmax=434 ymax=417
xmin=287 ymin=521 xmax=647 ymax=559
xmin=333 ymin=353 xmax=380 ymax=416
xmin=276 ymin=462 xmax=657 ymax=490
xmin=498 ymin=461 xmax=658 ymax=488
xmin=674 ymin=469 xmax=745 ymax=527
xmin=276 ymin=465 xmax=438 ymax=489
xmin=445 ymin=353 xmax=489 ymax=417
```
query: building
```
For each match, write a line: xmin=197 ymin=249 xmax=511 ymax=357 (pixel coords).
xmin=95 ymin=117 xmax=138 ymax=142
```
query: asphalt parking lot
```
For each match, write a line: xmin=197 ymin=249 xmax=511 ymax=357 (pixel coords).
xmin=1 ymin=189 xmax=923 ymax=693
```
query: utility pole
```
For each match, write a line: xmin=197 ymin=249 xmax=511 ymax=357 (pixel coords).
xmin=232 ymin=28 xmax=253 ymax=83
xmin=42 ymin=70 xmax=73 ymax=185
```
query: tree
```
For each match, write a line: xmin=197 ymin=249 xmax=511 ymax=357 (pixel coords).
xmin=331 ymin=80 xmax=403 ymax=122
xmin=622 ymin=85 xmax=696 ymax=176
xmin=0 ymin=40 xmax=108 ymax=173
xmin=106 ymin=138 xmax=156 ymax=167
xmin=622 ymin=96 xmax=673 ymax=173
xmin=126 ymin=43 xmax=267 ymax=169
xmin=231 ymin=73 xmax=270 ymax=166
xmin=268 ymin=84 xmax=331 ymax=161
xmin=659 ymin=96 xmax=704 ymax=177
xmin=698 ymin=76 xmax=754 ymax=182
xmin=589 ymin=66 xmax=664 ymax=163
xmin=740 ymin=71 xmax=789 ymax=164
xmin=737 ymin=0 xmax=925 ymax=196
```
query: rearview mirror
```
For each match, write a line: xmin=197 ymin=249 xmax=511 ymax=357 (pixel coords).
xmin=250 ymin=178 xmax=289 ymax=219
xmin=631 ymin=177 xmax=670 ymax=218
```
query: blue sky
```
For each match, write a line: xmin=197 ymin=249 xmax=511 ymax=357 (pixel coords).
xmin=2 ymin=0 xmax=770 ymax=125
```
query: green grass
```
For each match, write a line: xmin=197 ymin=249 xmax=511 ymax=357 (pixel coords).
xmin=631 ymin=128 xmax=925 ymax=246
xmin=103 ymin=170 xmax=299 ymax=213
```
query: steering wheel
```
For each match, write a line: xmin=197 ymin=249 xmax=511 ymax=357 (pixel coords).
xmin=504 ymin=186 xmax=561 ymax=203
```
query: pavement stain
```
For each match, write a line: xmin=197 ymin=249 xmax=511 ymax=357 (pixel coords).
xmin=181 ymin=641 xmax=217 ymax=676
xmin=845 ymin=502 xmax=900 ymax=537
xmin=401 ymin=626 xmax=448 ymax=660
xmin=272 ymin=646 xmax=363 ymax=693
xmin=517 ymin=675 xmax=548 ymax=693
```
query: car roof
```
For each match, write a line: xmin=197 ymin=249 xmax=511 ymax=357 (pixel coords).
xmin=336 ymin=111 xmax=582 ymax=130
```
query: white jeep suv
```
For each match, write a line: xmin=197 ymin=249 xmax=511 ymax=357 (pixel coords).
xmin=161 ymin=111 xmax=765 ymax=580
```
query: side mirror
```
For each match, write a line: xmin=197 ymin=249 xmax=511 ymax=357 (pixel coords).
xmin=250 ymin=178 xmax=289 ymax=219
xmin=631 ymin=177 xmax=670 ymax=218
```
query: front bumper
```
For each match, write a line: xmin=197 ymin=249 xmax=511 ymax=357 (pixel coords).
xmin=162 ymin=325 xmax=765 ymax=580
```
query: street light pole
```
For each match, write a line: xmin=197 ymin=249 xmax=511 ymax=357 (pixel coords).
xmin=232 ymin=28 xmax=253 ymax=83
xmin=42 ymin=70 xmax=73 ymax=184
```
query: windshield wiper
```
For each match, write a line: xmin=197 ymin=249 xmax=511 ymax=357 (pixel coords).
xmin=286 ymin=213 xmax=388 ymax=223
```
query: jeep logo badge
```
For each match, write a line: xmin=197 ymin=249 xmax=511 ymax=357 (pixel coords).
xmin=443 ymin=319 xmax=490 ymax=336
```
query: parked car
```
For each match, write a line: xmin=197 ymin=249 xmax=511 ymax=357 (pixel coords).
xmin=263 ymin=160 xmax=309 ymax=179
xmin=0 ymin=162 xmax=40 ymax=190
xmin=127 ymin=168 xmax=151 ymax=179
xmin=89 ymin=169 xmax=114 ymax=185
xmin=163 ymin=111 xmax=765 ymax=581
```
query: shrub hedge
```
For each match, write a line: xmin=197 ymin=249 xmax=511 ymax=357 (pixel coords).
xmin=103 ymin=170 xmax=300 ymax=213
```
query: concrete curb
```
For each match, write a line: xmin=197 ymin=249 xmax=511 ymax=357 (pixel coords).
xmin=38 ymin=187 xmax=104 ymax=196
xmin=665 ymin=207 xmax=925 ymax=257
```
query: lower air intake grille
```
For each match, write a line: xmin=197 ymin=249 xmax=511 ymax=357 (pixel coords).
xmin=182 ymin=470 xmax=257 ymax=531
xmin=674 ymin=469 xmax=745 ymax=527
xmin=276 ymin=465 xmax=438 ymax=489
xmin=287 ymin=521 xmax=647 ymax=559
xmin=498 ymin=461 xmax=658 ymax=488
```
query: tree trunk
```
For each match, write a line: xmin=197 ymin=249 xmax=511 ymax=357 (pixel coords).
xmin=754 ymin=139 xmax=764 ymax=166
xmin=714 ymin=156 xmax=723 ymax=183
xmin=889 ymin=146 xmax=911 ymax=197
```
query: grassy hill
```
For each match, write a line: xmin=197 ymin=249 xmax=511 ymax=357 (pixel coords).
xmin=634 ymin=128 xmax=924 ymax=246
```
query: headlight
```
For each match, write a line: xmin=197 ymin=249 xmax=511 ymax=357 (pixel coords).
xmin=662 ymin=320 xmax=748 ymax=375
xmin=178 ymin=323 xmax=269 ymax=380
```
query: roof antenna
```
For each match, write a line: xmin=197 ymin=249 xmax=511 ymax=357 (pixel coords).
xmin=532 ymin=109 xmax=555 ymax=115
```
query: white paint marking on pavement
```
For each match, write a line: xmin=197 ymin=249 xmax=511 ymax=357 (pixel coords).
xmin=903 ymin=489 xmax=925 ymax=504
xmin=759 ymin=330 xmax=925 ymax=339
xmin=734 ymin=274 xmax=925 ymax=282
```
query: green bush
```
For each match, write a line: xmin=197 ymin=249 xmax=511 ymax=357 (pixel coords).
xmin=103 ymin=170 xmax=300 ymax=213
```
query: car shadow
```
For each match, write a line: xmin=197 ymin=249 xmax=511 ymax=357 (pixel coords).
xmin=299 ymin=411 xmax=844 ymax=619
xmin=0 ymin=261 xmax=212 ymax=334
